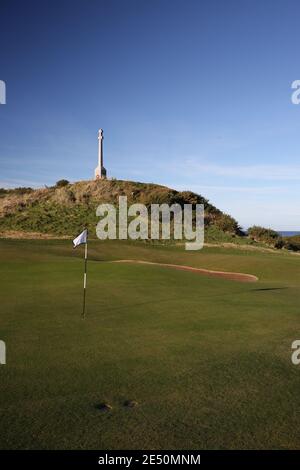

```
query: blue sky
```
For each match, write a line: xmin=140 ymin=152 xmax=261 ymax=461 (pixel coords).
xmin=0 ymin=0 xmax=300 ymax=229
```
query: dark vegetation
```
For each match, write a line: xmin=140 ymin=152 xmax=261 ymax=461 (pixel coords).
xmin=247 ymin=226 xmax=284 ymax=248
xmin=247 ymin=225 xmax=299 ymax=251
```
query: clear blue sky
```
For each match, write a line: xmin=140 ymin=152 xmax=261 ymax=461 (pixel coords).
xmin=0 ymin=0 xmax=300 ymax=229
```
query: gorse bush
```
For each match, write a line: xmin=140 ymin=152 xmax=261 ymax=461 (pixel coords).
xmin=55 ymin=179 xmax=69 ymax=188
xmin=214 ymin=213 xmax=242 ymax=234
xmin=0 ymin=187 xmax=33 ymax=198
xmin=248 ymin=226 xmax=282 ymax=247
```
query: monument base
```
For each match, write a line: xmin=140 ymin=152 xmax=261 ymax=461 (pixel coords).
xmin=95 ymin=166 xmax=107 ymax=179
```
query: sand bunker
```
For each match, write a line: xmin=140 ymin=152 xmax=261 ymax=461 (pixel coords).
xmin=112 ymin=260 xmax=258 ymax=283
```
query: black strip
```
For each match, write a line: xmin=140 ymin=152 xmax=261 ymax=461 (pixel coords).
xmin=0 ymin=450 xmax=299 ymax=467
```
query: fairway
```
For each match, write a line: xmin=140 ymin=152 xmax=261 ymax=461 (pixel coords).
xmin=0 ymin=239 xmax=300 ymax=449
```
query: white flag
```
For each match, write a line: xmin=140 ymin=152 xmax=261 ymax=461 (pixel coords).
xmin=73 ymin=229 xmax=88 ymax=248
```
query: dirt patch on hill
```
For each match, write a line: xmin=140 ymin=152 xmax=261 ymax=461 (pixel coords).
xmin=0 ymin=230 xmax=70 ymax=240
xmin=112 ymin=260 xmax=258 ymax=282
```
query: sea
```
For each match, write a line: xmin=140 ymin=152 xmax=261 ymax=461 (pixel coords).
xmin=277 ymin=231 xmax=300 ymax=237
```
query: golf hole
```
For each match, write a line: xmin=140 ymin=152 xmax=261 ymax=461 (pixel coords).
xmin=123 ymin=400 xmax=138 ymax=408
xmin=97 ymin=402 xmax=112 ymax=412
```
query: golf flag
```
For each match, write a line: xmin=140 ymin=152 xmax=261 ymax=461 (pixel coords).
xmin=73 ymin=229 xmax=88 ymax=248
xmin=72 ymin=229 xmax=88 ymax=318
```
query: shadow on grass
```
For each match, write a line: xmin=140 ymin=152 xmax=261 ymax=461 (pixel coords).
xmin=251 ymin=287 xmax=289 ymax=292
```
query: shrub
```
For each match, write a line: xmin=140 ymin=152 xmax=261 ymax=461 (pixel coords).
xmin=248 ymin=225 xmax=282 ymax=247
xmin=55 ymin=179 xmax=69 ymax=188
xmin=13 ymin=187 xmax=33 ymax=195
xmin=284 ymin=241 xmax=300 ymax=251
xmin=214 ymin=213 xmax=241 ymax=234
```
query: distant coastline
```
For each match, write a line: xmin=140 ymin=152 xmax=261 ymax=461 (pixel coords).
xmin=277 ymin=231 xmax=300 ymax=237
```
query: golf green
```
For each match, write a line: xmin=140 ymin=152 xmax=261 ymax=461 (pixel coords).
xmin=0 ymin=239 xmax=300 ymax=449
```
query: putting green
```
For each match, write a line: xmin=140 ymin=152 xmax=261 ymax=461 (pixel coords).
xmin=0 ymin=239 xmax=300 ymax=449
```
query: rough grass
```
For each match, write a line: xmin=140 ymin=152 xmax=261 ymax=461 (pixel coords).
xmin=0 ymin=239 xmax=300 ymax=449
xmin=0 ymin=179 xmax=240 ymax=240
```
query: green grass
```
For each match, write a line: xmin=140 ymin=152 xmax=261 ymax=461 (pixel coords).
xmin=0 ymin=239 xmax=300 ymax=449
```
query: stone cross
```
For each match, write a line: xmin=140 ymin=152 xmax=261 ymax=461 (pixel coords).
xmin=95 ymin=129 xmax=107 ymax=179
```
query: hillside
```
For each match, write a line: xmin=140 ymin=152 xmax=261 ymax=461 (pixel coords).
xmin=284 ymin=235 xmax=300 ymax=251
xmin=0 ymin=179 xmax=243 ymax=242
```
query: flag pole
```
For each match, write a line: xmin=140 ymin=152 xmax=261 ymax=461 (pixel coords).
xmin=82 ymin=230 xmax=88 ymax=318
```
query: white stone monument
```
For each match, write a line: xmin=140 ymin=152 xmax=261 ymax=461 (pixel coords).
xmin=94 ymin=129 xmax=107 ymax=179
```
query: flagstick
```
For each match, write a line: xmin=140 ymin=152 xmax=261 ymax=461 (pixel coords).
xmin=82 ymin=237 xmax=88 ymax=318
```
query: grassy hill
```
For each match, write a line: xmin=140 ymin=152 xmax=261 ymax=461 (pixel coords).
xmin=0 ymin=179 xmax=242 ymax=242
